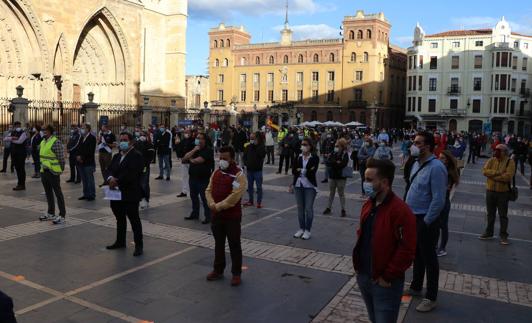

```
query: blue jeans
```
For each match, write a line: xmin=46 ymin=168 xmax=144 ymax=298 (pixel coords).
xmin=247 ymin=170 xmax=263 ymax=203
xmin=294 ymin=187 xmax=316 ymax=231
xmin=158 ymin=153 xmax=170 ymax=178
xmin=79 ymin=165 xmax=96 ymax=199
xmin=189 ymin=178 xmax=211 ymax=220
xmin=356 ymin=273 xmax=404 ymax=323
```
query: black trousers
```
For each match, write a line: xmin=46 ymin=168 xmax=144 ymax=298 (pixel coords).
xmin=467 ymin=148 xmax=476 ymax=163
xmin=212 ymin=217 xmax=242 ymax=276
xmin=110 ymin=201 xmax=143 ymax=249
xmin=411 ymin=216 xmax=440 ymax=301
xmin=2 ymin=146 xmax=13 ymax=171
xmin=0 ymin=290 xmax=16 ymax=323
xmin=278 ymin=154 xmax=290 ymax=173
xmin=12 ymin=150 xmax=26 ymax=187
xmin=41 ymin=170 xmax=66 ymax=217
xmin=266 ymin=146 xmax=275 ymax=164
xmin=68 ymin=153 xmax=80 ymax=182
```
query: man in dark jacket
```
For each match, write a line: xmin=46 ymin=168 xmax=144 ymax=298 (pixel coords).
xmin=154 ymin=124 xmax=172 ymax=180
xmin=353 ymin=158 xmax=416 ymax=323
xmin=135 ymin=131 xmax=155 ymax=209
xmin=175 ymin=129 xmax=196 ymax=197
xmin=323 ymin=138 xmax=349 ymax=217
xmin=66 ymin=124 xmax=81 ymax=183
xmin=7 ymin=121 xmax=28 ymax=190
xmin=106 ymin=132 xmax=144 ymax=256
xmin=277 ymin=133 xmax=293 ymax=175
xmin=76 ymin=123 xmax=97 ymax=201
xmin=30 ymin=124 xmax=43 ymax=178
xmin=243 ymin=132 xmax=266 ymax=208
xmin=205 ymin=145 xmax=247 ymax=286
xmin=232 ymin=124 xmax=247 ymax=165
xmin=0 ymin=290 xmax=16 ymax=323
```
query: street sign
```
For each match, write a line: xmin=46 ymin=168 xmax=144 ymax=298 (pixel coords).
xmin=178 ymin=119 xmax=193 ymax=126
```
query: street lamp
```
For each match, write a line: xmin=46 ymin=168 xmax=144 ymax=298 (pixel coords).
xmin=87 ymin=92 xmax=94 ymax=103
xmin=143 ymin=96 xmax=149 ymax=107
xmin=16 ymin=85 xmax=24 ymax=98
xmin=203 ymin=100 xmax=210 ymax=111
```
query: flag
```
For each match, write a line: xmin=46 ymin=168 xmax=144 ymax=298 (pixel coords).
xmin=267 ymin=117 xmax=280 ymax=131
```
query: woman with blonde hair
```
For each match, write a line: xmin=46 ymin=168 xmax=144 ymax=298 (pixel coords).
xmin=437 ymin=150 xmax=460 ymax=257
xmin=323 ymin=138 xmax=350 ymax=217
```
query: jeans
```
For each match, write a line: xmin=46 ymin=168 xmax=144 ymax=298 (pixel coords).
xmin=439 ymin=198 xmax=451 ymax=250
xmin=351 ymin=150 xmax=359 ymax=170
xmin=278 ymin=154 xmax=290 ymax=173
xmin=467 ymin=148 xmax=476 ymax=163
xmin=411 ymin=216 xmax=440 ymax=301
xmin=294 ymin=187 xmax=317 ymax=231
xmin=327 ymin=178 xmax=346 ymax=210
xmin=110 ymin=200 xmax=143 ymax=249
xmin=140 ymin=168 xmax=150 ymax=202
xmin=484 ymin=190 xmax=510 ymax=239
xmin=158 ymin=153 xmax=170 ymax=178
xmin=357 ymin=273 xmax=404 ymax=323
xmin=1 ymin=146 xmax=12 ymax=171
xmin=212 ymin=217 xmax=242 ymax=276
xmin=247 ymin=170 xmax=263 ymax=204
xmin=41 ymin=170 xmax=66 ymax=217
xmin=32 ymin=150 xmax=40 ymax=174
xmin=189 ymin=178 xmax=211 ymax=220
xmin=266 ymin=146 xmax=275 ymax=164
xmin=79 ymin=165 xmax=96 ymax=199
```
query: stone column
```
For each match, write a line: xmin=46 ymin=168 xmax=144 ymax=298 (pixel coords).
xmin=252 ymin=112 xmax=259 ymax=132
xmin=81 ymin=92 xmax=99 ymax=129
xmin=9 ymin=85 xmax=30 ymax=124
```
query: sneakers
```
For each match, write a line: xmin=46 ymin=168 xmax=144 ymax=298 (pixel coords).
xmin=341 ymin=210 xmax=347 ymax=218
xmin=52 ymin=216 xmax=65 ymax=225
xmin=231 ymin=275 xmax=241 ymax=286
xmin=302 ymin=231 xmax=311 ymax=240
xmin=500 ymin=238 xmax=510 ymax=245
xmin=140 ymin=199 xmax=149 ymax=210
xmin=39 ymin=213 xmax=54 ymax=221
xmin=416 ymin=298 xmax=437 ymax=312
xmin=293 ymin=229 xmax=304 ymax=238
xmin=437 ymin=249 xmax=447 ymax=257
xmin=322 ymin=208 xmax=331 ymax=215
xmin=206 ymin=271 xmax=224 ymax=281
xmin=478 ymin=233 xmax=495 ymax=240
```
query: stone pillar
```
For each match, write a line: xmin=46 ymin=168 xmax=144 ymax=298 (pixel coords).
xmin=252 ymin=112 xmax=259 ymax=132
xmin=9 ymin=85 xmax=29 ymax=124
xmin=170 ymin=107 xmax=181 ymax=128
xmin=81 ymin=92 xmax=99 ymax=129
xmin=141 ymin=97 xmax=152 ymax=129
xmin=203 ymin=109 xmax=211 ymax=128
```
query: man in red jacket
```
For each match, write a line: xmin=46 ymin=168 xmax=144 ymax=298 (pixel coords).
xmin=353 ymin=158 xmax=417 ymax=323
xmin=205 ymin=146 xmax=247 ymax=286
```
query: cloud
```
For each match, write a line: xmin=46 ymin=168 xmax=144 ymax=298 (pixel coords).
xmin=272 ymin=24 xmax=341 ymax=40
xmin=450 ymin=16 xmax=532 ymax=34
xmin=189 ymin=0 xmax=328 ymax=20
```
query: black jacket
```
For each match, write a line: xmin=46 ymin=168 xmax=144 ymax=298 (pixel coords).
xmin=292 ymin=154 xmax=320 ymax=187
xmin=135 ymin=140 xmax=155 ymax=171
xmin=107 ymin=149 xmax=144 ymax=202
xmin=67 ymin=132 xmax=81 ymax=153
xmin=155 ymin=131 xmax=172 ymax=155
xmin=77 ymin=133 xmax=96 ymax=166
xmin=327 ymin=151 xmax=349 ymax=179
xmin=232 ymin=129 xmax=247 ymax=152
xmin=243 ymin=143 xmax=266 ymax=171
xmin=176 ymin=137 xmax=195 ymax=159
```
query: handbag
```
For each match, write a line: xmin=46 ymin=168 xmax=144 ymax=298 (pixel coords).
xmin=506 ymin=159 xmax=518 ymax=202
xmin=342 ymin=166 xmax=354 ymax=178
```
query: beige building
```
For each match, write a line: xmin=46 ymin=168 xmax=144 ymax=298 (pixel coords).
xmin=208 ymin=10 xmax=406 ymax=128
xmin=185 ymin=75 xmax=210 ymax=109
xmin=0 ymin=0 xmax=187 ymax=106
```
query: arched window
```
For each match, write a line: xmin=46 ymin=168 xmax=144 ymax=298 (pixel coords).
xmin=357 ymin=30 xmax=363 ymax=39
xmin=366 ymin=29 xmax=372 ymax=39
xmin=327 ymin=111 xmax=333 ymax=121
xmin=360 ymin=111 xmax=366 ymax=124
xmin=269 ymin=55 xmax=275 ymax=64
xmin=220 ymin=39 xmax=224 ymax=47
xmin=240 ymin=57 xmax=247 ymax=66
xmin=311 ymin=110 xmax=318 ymax=121
xmin=351 ymin=52 xmax=356 ymax=62
xmin=256 ymin=56 xmax=261 ymax=65
xmin=349 ymin=111 xmax=356 ymax=122
xmin=329 ymin=53 xmax=335 ymax=62
xmin=283 ymin=55 xmax=289 ymax=64
xmin=215 ymin=59 xmax=219 ymax=67
xmin=223 ymin=58 xmax=229 ymax=67
xmin=226 ymin=39 xmax=231 ymax=47
xmin=363 ymin=52 xmax=369 ymax=62
xmin=349 ymin=30 xmax=355 ymax=40
xmin=214 ymin=40 xmax=218 ymax=48
xmin=313 ymin=53 xmax=319 ymax=63
xmin=298 ymin=54 xmax=304 ymax=63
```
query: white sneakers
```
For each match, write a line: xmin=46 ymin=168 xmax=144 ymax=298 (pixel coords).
xmin=39 ymin=213 xmax=54 ymax=221
xmin=52 ymin=216 xmax=65 ymax=225
xmin=140 ymin=199 xmax=149 ymax=210
xmin=293 ymin=230 xmax=311 ymax=240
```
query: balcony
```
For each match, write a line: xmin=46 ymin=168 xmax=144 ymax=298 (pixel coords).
xmin=348 ymin=100 xmax=368 ymax=109
xmin=440 ymin=108 xmax=467 ymax=116
xmin=211 ymin=100 xmax=226 ymax=107
xmin=447 ymin=86 xmax=461 ymax=96
xmin=520 ymin=88 xmax=530 ymax=98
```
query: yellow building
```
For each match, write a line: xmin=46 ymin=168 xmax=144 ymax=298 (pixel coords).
xmin=208 ymin=10 xmax=406 ymax=128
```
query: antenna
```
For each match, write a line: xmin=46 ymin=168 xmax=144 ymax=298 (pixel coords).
xmin=284 ymin=0 xmax=289 ymax=27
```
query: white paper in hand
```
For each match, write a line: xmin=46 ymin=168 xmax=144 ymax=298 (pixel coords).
xmin=103 ymin=186 xmax=122 ymax=201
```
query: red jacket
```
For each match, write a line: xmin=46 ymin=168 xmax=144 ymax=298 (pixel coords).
xmin=352 ymin=192 xmax=417 ymax=282
xmin=209 ymin=163 xmax=243 ymax=220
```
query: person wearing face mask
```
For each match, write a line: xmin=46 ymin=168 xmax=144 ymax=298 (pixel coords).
xmin=242 ymin=132 xmax=266 ymax=208
xmin=513 ymin=137 xmax=527 ymax=176
xmin=479 ymin=144 xmax=515 ymax=245
xmin=205 ymin=146 xmax=247 ymax=286
xmin=175 ymin=129 xmax=195 ymax=198
xmin=320 ymin=132 xmax=335 ymax=183
xmin=97 ymin=124 xmax=116 ymax=187
xmin=436 ymin=151 xmax=460 ymax=257
xmin=264 ymin=127 xmax=275 ymax=165
xmin=66 ymin=124 xmax=81 ymax=183
xmin=105 ymin=132 xmax=145 ymax=257
xmin=373 ymin=141 xmax=393 ymax=161
xmin=135 ymin=131 xmax=155 ymax=210
xmin=277 ymin=131 xmax=293 ymax=175
xmin=404 ymin=132 xmax=447 ymax=313
xmin=353 ymin=158 xmax=416 ymax=323
xmin=350 ymin=133 xmax=363 ymax=171
xmin=76 ymin=123 xmax=97 ymax=201
xmin=323 ymin=138 xmax=349 ymax=217
xmin=183 ymin=133 xmax=214 ymax=224
xmin=290 ymin=138 xmax=319 ymax=240
xmin=7 ymin=121 xmax=28 ymax=190
xmin=358 ymin=138 xmax=376 ymax=197
xmin=232 ymin=124 xmax=247 ymax=165
xmin=0 ymin=124 xmax=14 ymax=173
xmin=30 ymin=124 xmax=43 ymax=179
xmin=154 ymin=124 xmax=172 ymax=181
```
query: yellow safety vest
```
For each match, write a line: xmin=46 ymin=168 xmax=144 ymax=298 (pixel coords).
xmin=278 ymin=129 xmax=287 ymax=142
xmin=40 ymin=136 xmax=62 ymax=174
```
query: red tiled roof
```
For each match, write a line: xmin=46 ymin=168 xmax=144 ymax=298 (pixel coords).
xmin=425 ymin=29 xmax=492 ymax=38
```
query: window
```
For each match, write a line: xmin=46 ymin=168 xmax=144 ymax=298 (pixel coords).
xmin=268 ymin=90 xmax=274 ymax=102
xmin=226 ymin=39 xmax=231 ymax=47
xmin=240 ymin=57 xmax=247 ymax=66
xmin=312 ymin=72 xmax=319 ymax=82
xmin=349 ymin=30 xmax=355 ymax=40
xmin=253 ymin=73 xmax=260 ymax=84
xmin=408 ymin=76 xmax=412 ymax=91
xmin=267 ymin=73 xmax=274 ymax=83
xmin=474 ymin=55 xmax=483 ymax=69
xmin=428 ymin=99 xmax=436 ymax=112
xmin=329 ymin=53 xmax=335 ymax=62
xmin=256 ymin=56 xmax=261 ymax=65
xmin=355 ymin=71 xmax=363 ymax=81
xmin=500 ymin=74 xmax=508 ymax=90
xmin=218 ymin=90 xmax=224 ymax=101
xmin=357 ymin=30 xmax=363 ymax=39
xmin=312 ymin=90 xmax=319 ymax=102
xmin=511 ymin=78 xmax=516 ymax=92
xmin=220 ymin=39 xmax=224 ymax=47
xmin=297 ymin=90 xmax=303 ymax=102
xmin=313 ymin=54 xmax=319 ymax=63
xmin=349 ymin=111 xmax=356 ymax=122
xmin=223 ymin=58 xmax=228 ymax=67
xmin=510 ymin=100 xmax=515 ymax=114
xmin=418 ymin=76 xmax=423 ymax=91
xmin=514 ymin=41 xmax=519 ymax=49
xmin=474 ymin=77 xmax=482 ymax=91
xmin=240 ymin=74 xmax=246 ymax=83
xmin=472 ymin=99 xmax=481 ymax=113
xmin=283 ymin=55 xmax=289 ymax=64
xmin=419 ymin=55 xmax=424 ymax=69
xmin=418 ymin=97 xmax=422 ymax=112
xmin=367 ymin=29 xmax=372 ymax=39
xmin=430 ymin=56 xmax=437 ymax=69
xmin=363 ymin=52 xmax=369 ymax=62
xmin=412 ymin=97 xmax=416 ymax=111
xmin=296 ymin=72 xmax=303 ymax=83
xmin=214 ymin=59 xmax=219 ymax=67
xmin=269 ymin=56 xmax=274 ymax=64
xmin=450 ymin=99 xmax=458 ymax=109
xmin=327 ymin=111 xmax=333 ymax=121
xmin=240 ymin=90 xmax=246 ymax=102
xmin=360 ymin=111 xmax=366 ymax=124
xmin=217 ymin=74 xmax=224 ymax=83
xmin=298 ymin=54 xmax=304 ymax=63
xmin=328 ymin=71 xmax=335 ymax=81
xmin=429 ymin=78 xmax=437 ymax=91
xmin=501 ymin=52 xmax=509 ymax=67
xmin=351 ymin=52 xmax=356 ymax=62
xmin=214 ymin=40 xmax=218 ymax=48
xmin=408 ymin=56 xmax=413 ymax=69
xmin=451 ymin=56 xmax=459 ymax=69
xmin=311 ymin=110 xmax=318 ymax=121
xmin=512 ymin=56 xmax=517 ymax=69
xmin=525 ymin=43 xmax=529 ymax=49
xmin=430 ymin=42 xmax=438 ymax=48
xmin=354 ymin=89 xmax=362 ymax=100
xmin=327 ymin=90 xmax=335 ymax=102
xmin=475 ymin=41 xmax=484 ymax=47
xmin=282 ymin=89 xmax=288 ymax=102
xmin=281 ymin=73 xmax=288 ymax=83
xmin=452 ymin=41 xmax=460 ymax=48
xmin=254 ymin=90 xmax=260 ymax=102
xmin=523 ymin=57 xmax=528 ymax=71
xmin=407 ymin=97 xmax=412 ymax=112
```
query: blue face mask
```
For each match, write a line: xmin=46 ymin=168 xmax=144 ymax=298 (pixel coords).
xmin=363 ymin=181 xmax=377 ymax=198
xmin=194 ymin=139 xmax=200 ymax=146
xmin=119 ymin=141 xmax=129 ymax=151
xmin=298 ymin=135 xmax=304 ymax=140
xmin=160 ymin=128 xmax=165 ymax=133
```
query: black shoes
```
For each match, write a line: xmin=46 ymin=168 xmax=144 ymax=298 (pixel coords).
xmin=155 ymin=176 xmax=163 ymax=180
xmin=106 ymin=243 xmax=126 ymax=250
xmin=0 ymin=169 xmax=5 ymax=173
xmin=176 ymin=192 xmax=187 ymax=198
xmin=321 ymin=179 xmax=328 ymax=183
xmin=78 ymin=196 xmax=87 ymax=200
xmin=66 ymin=179 xmax=74 ymax=183
xmin=184 ymin=215 xmax=198 ymax=220
xmin=13 ymin=186 xmax=25 ymax=191
xmin=201 ymin=219 xmax=211 ymax=225
xmin=133 ymin=248 xmax=143 ymax=257
xmin=166 ymin=177 xmax=170 ymax=181
xmin=323 ymin=208 xmax=331 ymax=215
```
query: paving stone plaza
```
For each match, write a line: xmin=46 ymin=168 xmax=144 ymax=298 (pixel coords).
xmin=0 ymin=147 xmax=531 ymax=323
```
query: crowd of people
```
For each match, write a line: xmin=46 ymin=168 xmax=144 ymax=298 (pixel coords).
xmin=0 ymin=120 xmax=531 ymax=322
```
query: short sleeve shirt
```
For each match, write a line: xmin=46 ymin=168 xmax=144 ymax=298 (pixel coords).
xmin=189 ymin=146 xmax=214 ymax=180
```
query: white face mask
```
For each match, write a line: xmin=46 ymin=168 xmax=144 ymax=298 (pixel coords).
xmin=301 ymin=146 xmax=309 ymax=153
xmin=410 ymin=145 xmax=420 ymax=157
xmin=219 ymin=159 xmax=229 ymax=170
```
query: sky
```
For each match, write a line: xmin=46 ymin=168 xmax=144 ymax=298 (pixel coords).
xmin=186 ymin=0 xmax=532 ymax=75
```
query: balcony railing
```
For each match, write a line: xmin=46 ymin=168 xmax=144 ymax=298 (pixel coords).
xmin=440 ymin=108 xmax=467 ymax=116
xmin=447 ymin=86 xmax=461 ymax=95
xmin=348 ymin=100 xmax=368 ymax=109
xmin=211 ymin=100 xmax=226 ymax=107
xmin=520 ymin=88 xmax=530 ymax=98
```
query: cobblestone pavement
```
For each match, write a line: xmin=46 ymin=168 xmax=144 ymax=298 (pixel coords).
xmin=0 ymin=149 xmax=531 ymax=322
